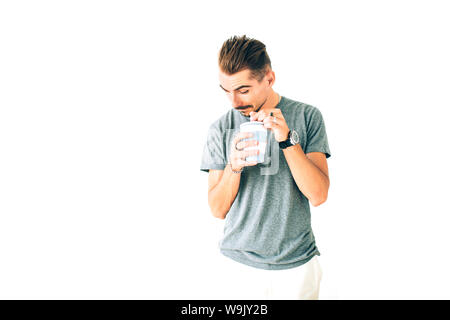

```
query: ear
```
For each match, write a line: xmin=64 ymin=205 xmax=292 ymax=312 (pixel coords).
xmin=266 ymin=70 xmax=276 ymax=87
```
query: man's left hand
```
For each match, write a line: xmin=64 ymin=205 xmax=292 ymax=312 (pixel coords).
xmin=249 ymin=109 xmax=290 ymax=142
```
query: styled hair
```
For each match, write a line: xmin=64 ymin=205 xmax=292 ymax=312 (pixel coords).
xmin=218 ymin=35 xmax=272 ymax=82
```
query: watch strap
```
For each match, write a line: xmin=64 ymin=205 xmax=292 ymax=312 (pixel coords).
xmin=279 ymin=130 xmax=292 ymax=149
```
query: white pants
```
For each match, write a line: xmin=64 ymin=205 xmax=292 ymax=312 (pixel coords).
xmin=217 ymin=255 xmax=323 ymax=300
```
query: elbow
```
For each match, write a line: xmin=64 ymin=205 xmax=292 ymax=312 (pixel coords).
xmin=304 ymin=176 xmax=330 ymax=207
xmin=214 ymin=212 xmax=227 ymax=220
xmin=208 ymin=193 xmax=229 ymax=219
xmin=310 ymin=180 xmax=329 ymax=207
xmin=310 ymin=192 xmax=328 ymax=207
xmin=211 ymin=208 xmax=227 ymax=220
xmin=208 ymin=200 xmax=228 ymax=219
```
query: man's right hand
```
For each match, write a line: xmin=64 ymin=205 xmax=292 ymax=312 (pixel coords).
xmin=229 ymin=132 xmax=260 ymax=171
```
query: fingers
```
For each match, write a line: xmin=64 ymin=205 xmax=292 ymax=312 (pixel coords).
xmin=250 ymin=111 xmax=268 ymax=122
xmin=242 ymin=148 xmax=260 ymax=158
xmin=232 ymin=132 xmax=253 ymax=145
xmin=263 ymin=116 xmax=279 ymax=129
xmin=235 ymin=139 xmax=259 ymax=151
xmin=230 ymin=132 xmax=260 ymax=169
xmin=250 ymin=109 xmax=283 ymax=123
xmin=234 ymin=149 xmax=260 ymax=167
xmin=233 ymin=148 xmax=259 ymax=160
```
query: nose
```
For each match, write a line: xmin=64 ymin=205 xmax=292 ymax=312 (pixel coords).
xmin=229 ymin=92 xmax=241 ymax=108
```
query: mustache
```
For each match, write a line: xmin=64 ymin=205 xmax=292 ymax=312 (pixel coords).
xmin=236 ymin=105 xmax=252 ymax=110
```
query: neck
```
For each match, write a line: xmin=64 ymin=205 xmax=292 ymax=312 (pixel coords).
xmin=259 ymin=90 xmax=280 ymax=113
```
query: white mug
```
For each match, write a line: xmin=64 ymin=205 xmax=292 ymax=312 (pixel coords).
xmin=239 ymin=121 xmax=268 ymax=163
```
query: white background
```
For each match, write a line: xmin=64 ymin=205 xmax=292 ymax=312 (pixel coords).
xmin=1 ymin=0 xmax=449 ymax=299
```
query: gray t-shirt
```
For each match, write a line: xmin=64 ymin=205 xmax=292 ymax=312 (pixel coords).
xmin=200 ymin=96 xmax=331 ymax=270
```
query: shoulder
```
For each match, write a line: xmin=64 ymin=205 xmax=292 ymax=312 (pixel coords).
xmin=281 ymin=96 xmax=323 ymax=123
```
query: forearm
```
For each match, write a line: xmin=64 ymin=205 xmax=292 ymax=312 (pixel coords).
xmin=208 ymin=164 xmax=241 ymax=219
xmin=283 ymin=145 xmax=329 ymax=206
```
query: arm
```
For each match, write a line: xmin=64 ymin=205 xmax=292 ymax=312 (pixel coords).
xmin=251 ymin=108 xmax=330 ymax=207
xmin=283 ymin=148 xmax=330 ymax=206
xmin=207 ymin=132 xmax=259 ymax=219
xmin=207 ymin=166 xmax=242 ymax=219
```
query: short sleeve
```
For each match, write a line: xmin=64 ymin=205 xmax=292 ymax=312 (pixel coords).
xmin=304 ymin=107 xmax=331 ymax=158
xmin=200 ymin=124 xmax=228 ymax=173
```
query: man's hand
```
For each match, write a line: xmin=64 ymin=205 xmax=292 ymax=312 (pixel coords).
xmin=229 ymin=132 xmax=259 ymax=171
xmin=250 ymin=109 xmax=290 ymax=142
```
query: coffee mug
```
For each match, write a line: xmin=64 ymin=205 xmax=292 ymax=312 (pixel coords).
xmin=239 ymin=121 xmax=268 ymax=164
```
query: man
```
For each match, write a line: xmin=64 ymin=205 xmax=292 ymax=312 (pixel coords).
xmin=200 ymin=35 xmax=331 ymax=300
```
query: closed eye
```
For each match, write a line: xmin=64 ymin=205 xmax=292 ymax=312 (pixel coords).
xmin=239 ymin=90 xmax=249 ymax=94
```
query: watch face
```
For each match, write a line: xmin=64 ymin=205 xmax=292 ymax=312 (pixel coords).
xmin=290 ymin=130 xmax=299 ymax=144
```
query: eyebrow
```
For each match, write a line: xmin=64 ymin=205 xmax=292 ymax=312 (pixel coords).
xmin=219 ymin=84 xmax=252 ymax=92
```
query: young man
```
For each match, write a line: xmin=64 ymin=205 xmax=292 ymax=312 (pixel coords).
xmin=200 ymin=35 xmax=331 ymax=299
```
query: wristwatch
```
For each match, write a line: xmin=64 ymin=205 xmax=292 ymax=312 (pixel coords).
xmin=279 ymin=129 xmax=299 ymax=149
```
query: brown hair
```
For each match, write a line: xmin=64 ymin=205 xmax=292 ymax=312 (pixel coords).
xmin=218 ymin=35 xmax=272 ymax=82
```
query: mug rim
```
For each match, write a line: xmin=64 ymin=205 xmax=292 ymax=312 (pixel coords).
xmin=240 ymin=121 xmax=264 ymax=128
